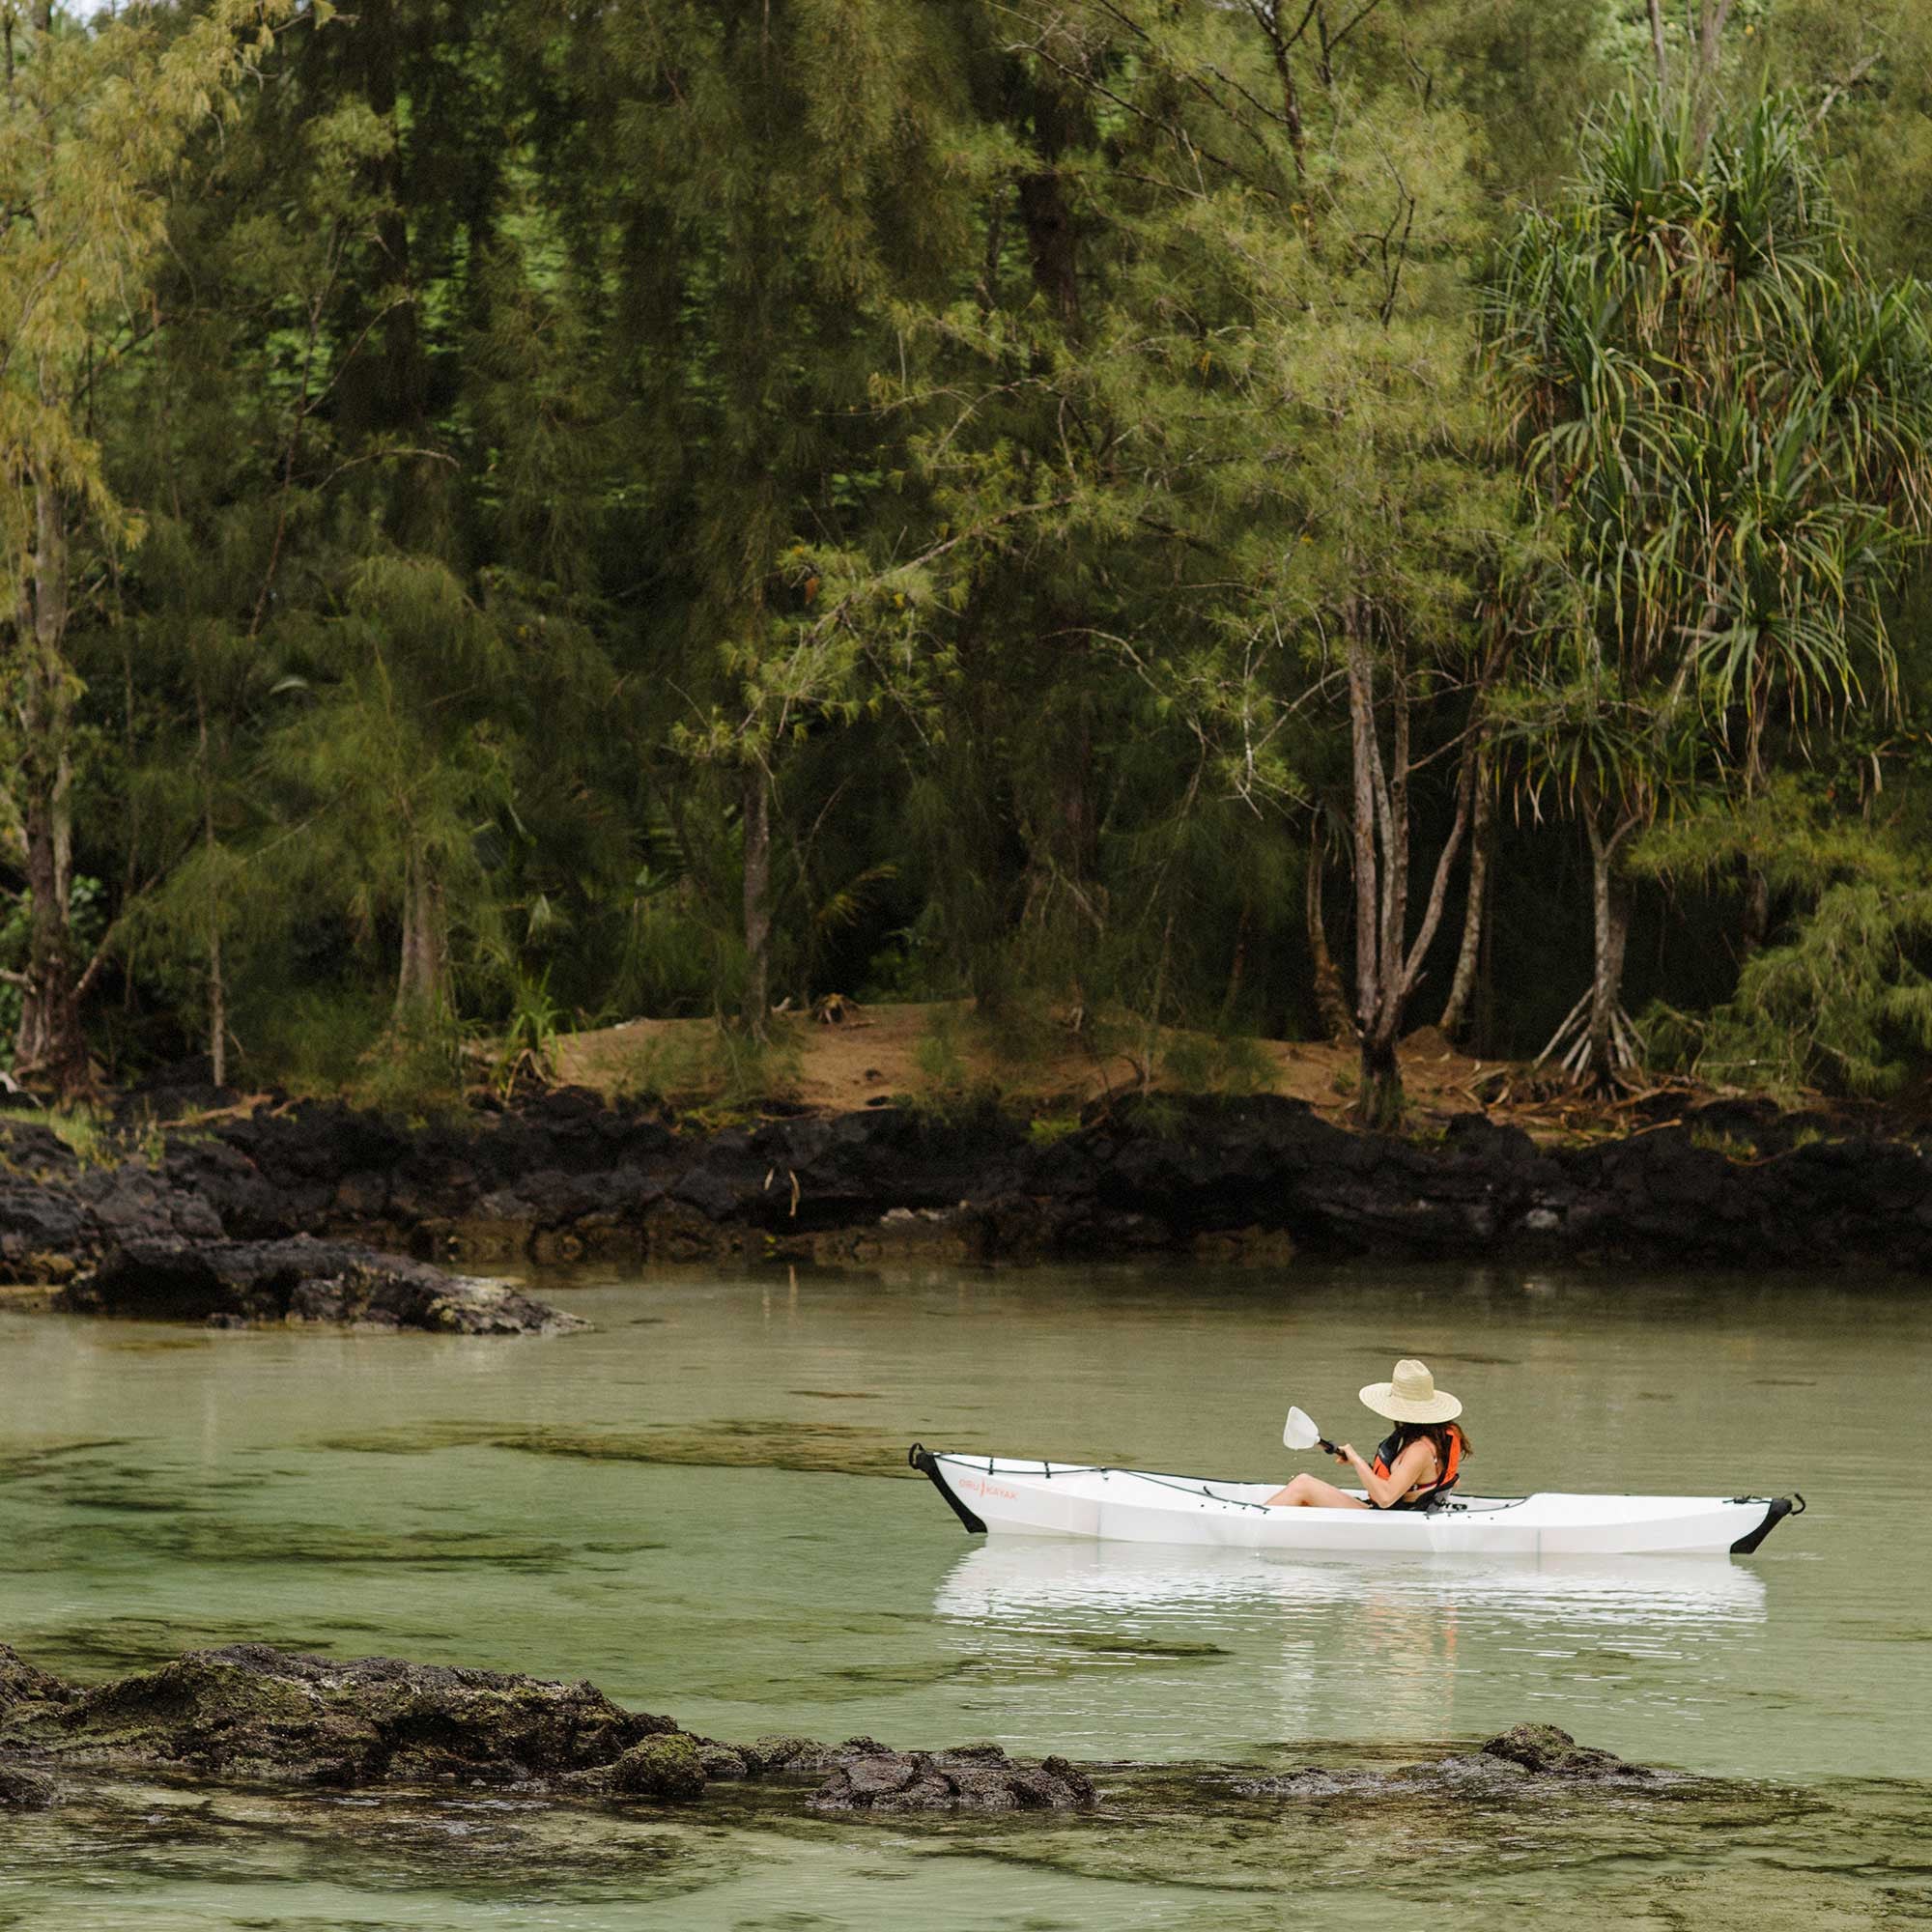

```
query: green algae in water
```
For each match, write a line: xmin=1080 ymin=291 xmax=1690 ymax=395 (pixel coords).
xmin=315 ymin=1417 xmax=920 ymax=1481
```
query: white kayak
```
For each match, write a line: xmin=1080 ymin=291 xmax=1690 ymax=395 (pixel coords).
xmin=908 ymin=1446 xmax=1802 ymax=1558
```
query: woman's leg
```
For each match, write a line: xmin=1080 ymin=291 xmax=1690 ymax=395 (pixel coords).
xmin=1264 ymin=1474 xmax=1371 ymax=1509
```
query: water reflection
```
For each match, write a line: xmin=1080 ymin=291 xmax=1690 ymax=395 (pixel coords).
xmin=937 ymin=1538 xmax=1769 ymax=1625
xmin=937 ymin=1539 xmax=1767 ymax=1744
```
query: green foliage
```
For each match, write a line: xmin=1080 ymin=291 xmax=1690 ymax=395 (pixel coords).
xmin=3 ymin=0 xmax=1930 ymax=1115
xmin=707 ymin=1022 xmax=804 ymax=1109
xmin=493 ymin=969 xmax=566 ymax=1097
xmin=240 ymin=985 xmax=388 ymax=1097
xmin=601 ymin=1020 xmax=801 ymax=1112
xmin=0 ymin=1104 xmax=112 ymax=1168
xmin=354 ymin=1007 xmax=469 ymax=1122
xmin=1492 ymin=94 xmax=1932 ymax=814
xmin=1160 ymin=1030 xmax=1274 ymax=1101
xmin=1637 ymin=784 xmax=1932 ymax=1096
xmin=0 ymin=880 xmax=105 ymax=1068
xmin=906 ymin=1005 xmax=1004 ymax=1124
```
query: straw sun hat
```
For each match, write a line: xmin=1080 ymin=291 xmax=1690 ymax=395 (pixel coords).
xmin=1359 ymin=1358 xmax=1463 ymax=1424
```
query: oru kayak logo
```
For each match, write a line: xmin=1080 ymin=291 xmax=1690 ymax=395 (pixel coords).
xmin=955 ymin=1475 xmax=1018 ymax=1501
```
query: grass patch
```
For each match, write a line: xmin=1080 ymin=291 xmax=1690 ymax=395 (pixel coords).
xmin=1160 ymin=1029 xmax=1273 ymax=1099
xmin=907 ymin=1005 xmax=1004 ymax=1123
xmin=0 ymin=1104 xmax=115 ymax=1167
xmin=603 ymin=1019 xmax=804 ymax=1111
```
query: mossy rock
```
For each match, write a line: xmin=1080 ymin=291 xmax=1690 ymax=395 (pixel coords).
xmin=609 ymin=1733 xmax=705 ymax=1802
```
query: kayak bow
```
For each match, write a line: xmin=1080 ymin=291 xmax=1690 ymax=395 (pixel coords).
xmin=907 ymin=1446 xmax=1801 ymax=1558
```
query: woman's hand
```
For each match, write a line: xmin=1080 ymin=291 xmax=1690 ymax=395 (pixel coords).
xmin=1332 ymin=1442 xmax=1357 ymax=1467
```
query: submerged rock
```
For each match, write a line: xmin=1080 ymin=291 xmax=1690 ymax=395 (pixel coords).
xmin=66 ymin=1236 xmax=585 ymax=1335
xmin=0 ymin=1644 xmax=73 ymax=1714
xmin=1481 ymin=1722 xmax=1652 ymax=1781
xmin=3 ymin=1645 xmax=659 ymax=1787
xmin=608 ymin=1734 xmax=706 ymax=1802
xmin=808 ymin=1739 xmax=1096 ymax=1814
xmin=0 ymin=1762 xmax=58 ymax=1808
xmin=0 ymin=1639 xmax=1678 ymax=1832
xmin=1234 ymin=1723 xmax=1666 ymax=1802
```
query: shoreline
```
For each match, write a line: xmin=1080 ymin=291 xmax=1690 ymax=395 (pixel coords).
xmin=2 ymin=1086 xmax=1928 ymax=1326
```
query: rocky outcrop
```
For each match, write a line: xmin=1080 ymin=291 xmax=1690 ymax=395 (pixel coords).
xmin=1232 ymin=1723 xmax=1667 ymax=1800
xmin=4 ymin=1645 xmax=664 ymax=1788
xmin=0 ymin=1643 xmax=1696 ymax=1827
xmin=5 ymin=1084 xmax=1932 ymax=1285
xmin=808 ymin=1741 xmax=1096 ymax=1813
xmin=0 ymin=1642 xmax=1091 ymax=1816
xmin=67 ymin=1236 xmax=586 ymax=1334
xmin=1479 ymin=1721 xmax=1653 ymax=1781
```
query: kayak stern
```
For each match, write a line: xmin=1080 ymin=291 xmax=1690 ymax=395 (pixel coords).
xmin=910 ymin=1443 xmax=987 ymax=1535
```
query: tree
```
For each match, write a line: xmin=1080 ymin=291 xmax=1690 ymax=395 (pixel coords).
xmin=574 ymin=0 xmax=985 ymax=1034
xmin=823 ymin=1 xmax=1510 ymax=1122
xmin=1488 ymin=94 xmax=1932 ymax=1088
xmin=0 ymin=0 xmax=291 ymax=1091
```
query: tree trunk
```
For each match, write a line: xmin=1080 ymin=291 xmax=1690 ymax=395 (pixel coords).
xmin=1356 ymin=1022 xmax=1404 ymax=1133
xmin=741 ymin=763 xmax=772 ymax=1035
xmin=1584 ymin=810 xmax=1632 ymax=1091
xmin=394 ymin=837 xmax=449 ymax=1022
xmin=195 ymin=676 xmax=226 ymax=1087
xmin=1220 ymin=897 xmax=1251 ymax=1026
xmin=1340 ymin=609 xmax=1474 ymax=1127
xmin=1305 ymin=819 xmax=1353 ymax=1045
xmin=1741 ymin=867 xmax=1770 ymax=956
xmin=1344 ymin=619 xmax=1409 ymax=1129
xmin=13 ymin=469 xmax=87 ymax=1094
xmin=1438 ymin=741 xmax=1492 ymax=1041
xmin=1017 ymin=73 xmax=1081 ymax=333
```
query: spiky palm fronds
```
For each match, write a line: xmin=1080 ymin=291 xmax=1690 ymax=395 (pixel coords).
xmin=1490 ymin=95 xmax=1932 ymax=797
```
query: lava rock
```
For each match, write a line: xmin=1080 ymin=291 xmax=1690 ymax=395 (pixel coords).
xmin=0 ymin=1763 xmax=59 ymax=1808
xmin=0 ymin=1645 xmax=71 ymax=1714
xmin=609 ymin=1734 xmax=707 ymax=1802
xmin=809 ymin=1741 xmax=1095 ymax=1815
xmin=4 ymin=1646 xmax=661 ymax=1790
xmin=69 ymin=1236 xmax=586 ymax=1335
xmin=1480 ymin=1722 xmax=1653 ymax=1781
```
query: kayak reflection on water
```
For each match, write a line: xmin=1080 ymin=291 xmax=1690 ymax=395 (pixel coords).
xmin=935 ymin=1538 xmax=1768 ymax=1748
xmin=934 ymin=1539 xmax=1769 ymax=1627
xmin=1269 ymin=1358 xmax=1471 ymax=1511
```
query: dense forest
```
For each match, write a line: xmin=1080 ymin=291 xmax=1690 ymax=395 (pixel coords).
xmin=4 ymin=0 xmax=1932 ymax=1125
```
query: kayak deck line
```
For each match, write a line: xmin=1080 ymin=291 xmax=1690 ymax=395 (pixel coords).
xmin=909 ymin=1446 xmax=1804 ymax=1559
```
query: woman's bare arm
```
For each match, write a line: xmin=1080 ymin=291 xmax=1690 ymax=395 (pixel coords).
xmin=1335 ymin=1438 xmax=1434 ymax=1509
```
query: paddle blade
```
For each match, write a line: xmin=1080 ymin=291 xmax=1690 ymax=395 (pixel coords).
xmin=1283 ymin=1406 xmax=1321 ymax=1451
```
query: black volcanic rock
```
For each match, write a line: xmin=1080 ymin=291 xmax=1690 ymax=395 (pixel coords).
xmin=68 ymin=1236 xmax=586 ymax=1334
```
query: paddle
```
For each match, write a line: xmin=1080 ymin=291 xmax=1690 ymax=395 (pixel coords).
xmin=1283 ymin=1406 xmax=1344 ymax=1459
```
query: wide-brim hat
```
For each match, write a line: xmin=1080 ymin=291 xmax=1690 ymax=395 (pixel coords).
xmin=1359 ymin=1357 xmax=1462 ymax=1424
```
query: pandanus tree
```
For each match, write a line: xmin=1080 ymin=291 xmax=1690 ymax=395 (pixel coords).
xmin=1487 ymin=95 xmax=1932 ymax=1089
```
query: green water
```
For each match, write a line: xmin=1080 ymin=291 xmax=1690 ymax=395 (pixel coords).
xmin=2 ymin=1263 xmax=1928 ymax=1928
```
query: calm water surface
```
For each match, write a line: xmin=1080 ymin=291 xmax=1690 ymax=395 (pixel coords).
xmin=2 ymin=1262 xmax=1927 ymax=1928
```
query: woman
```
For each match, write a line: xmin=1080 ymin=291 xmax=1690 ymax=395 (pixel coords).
xmin=1266 ymin=1358 xmax=1469 ymax=1510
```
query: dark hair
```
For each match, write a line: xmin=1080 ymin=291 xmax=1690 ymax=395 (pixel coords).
xmin=1388 ymin=1421 xmax=1471 ymax=1465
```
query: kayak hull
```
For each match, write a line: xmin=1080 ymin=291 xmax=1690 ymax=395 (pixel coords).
xmin=909 ymin=1447 xmax=1799 ymax=1558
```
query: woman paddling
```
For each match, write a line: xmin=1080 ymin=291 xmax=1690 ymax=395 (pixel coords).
xmin=1265 ymin=1358 xmax=1469 ymax=1510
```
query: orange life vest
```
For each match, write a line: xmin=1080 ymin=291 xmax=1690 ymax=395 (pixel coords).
xmin=1371 ymin=1427 xmax=1462 ymax=1510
